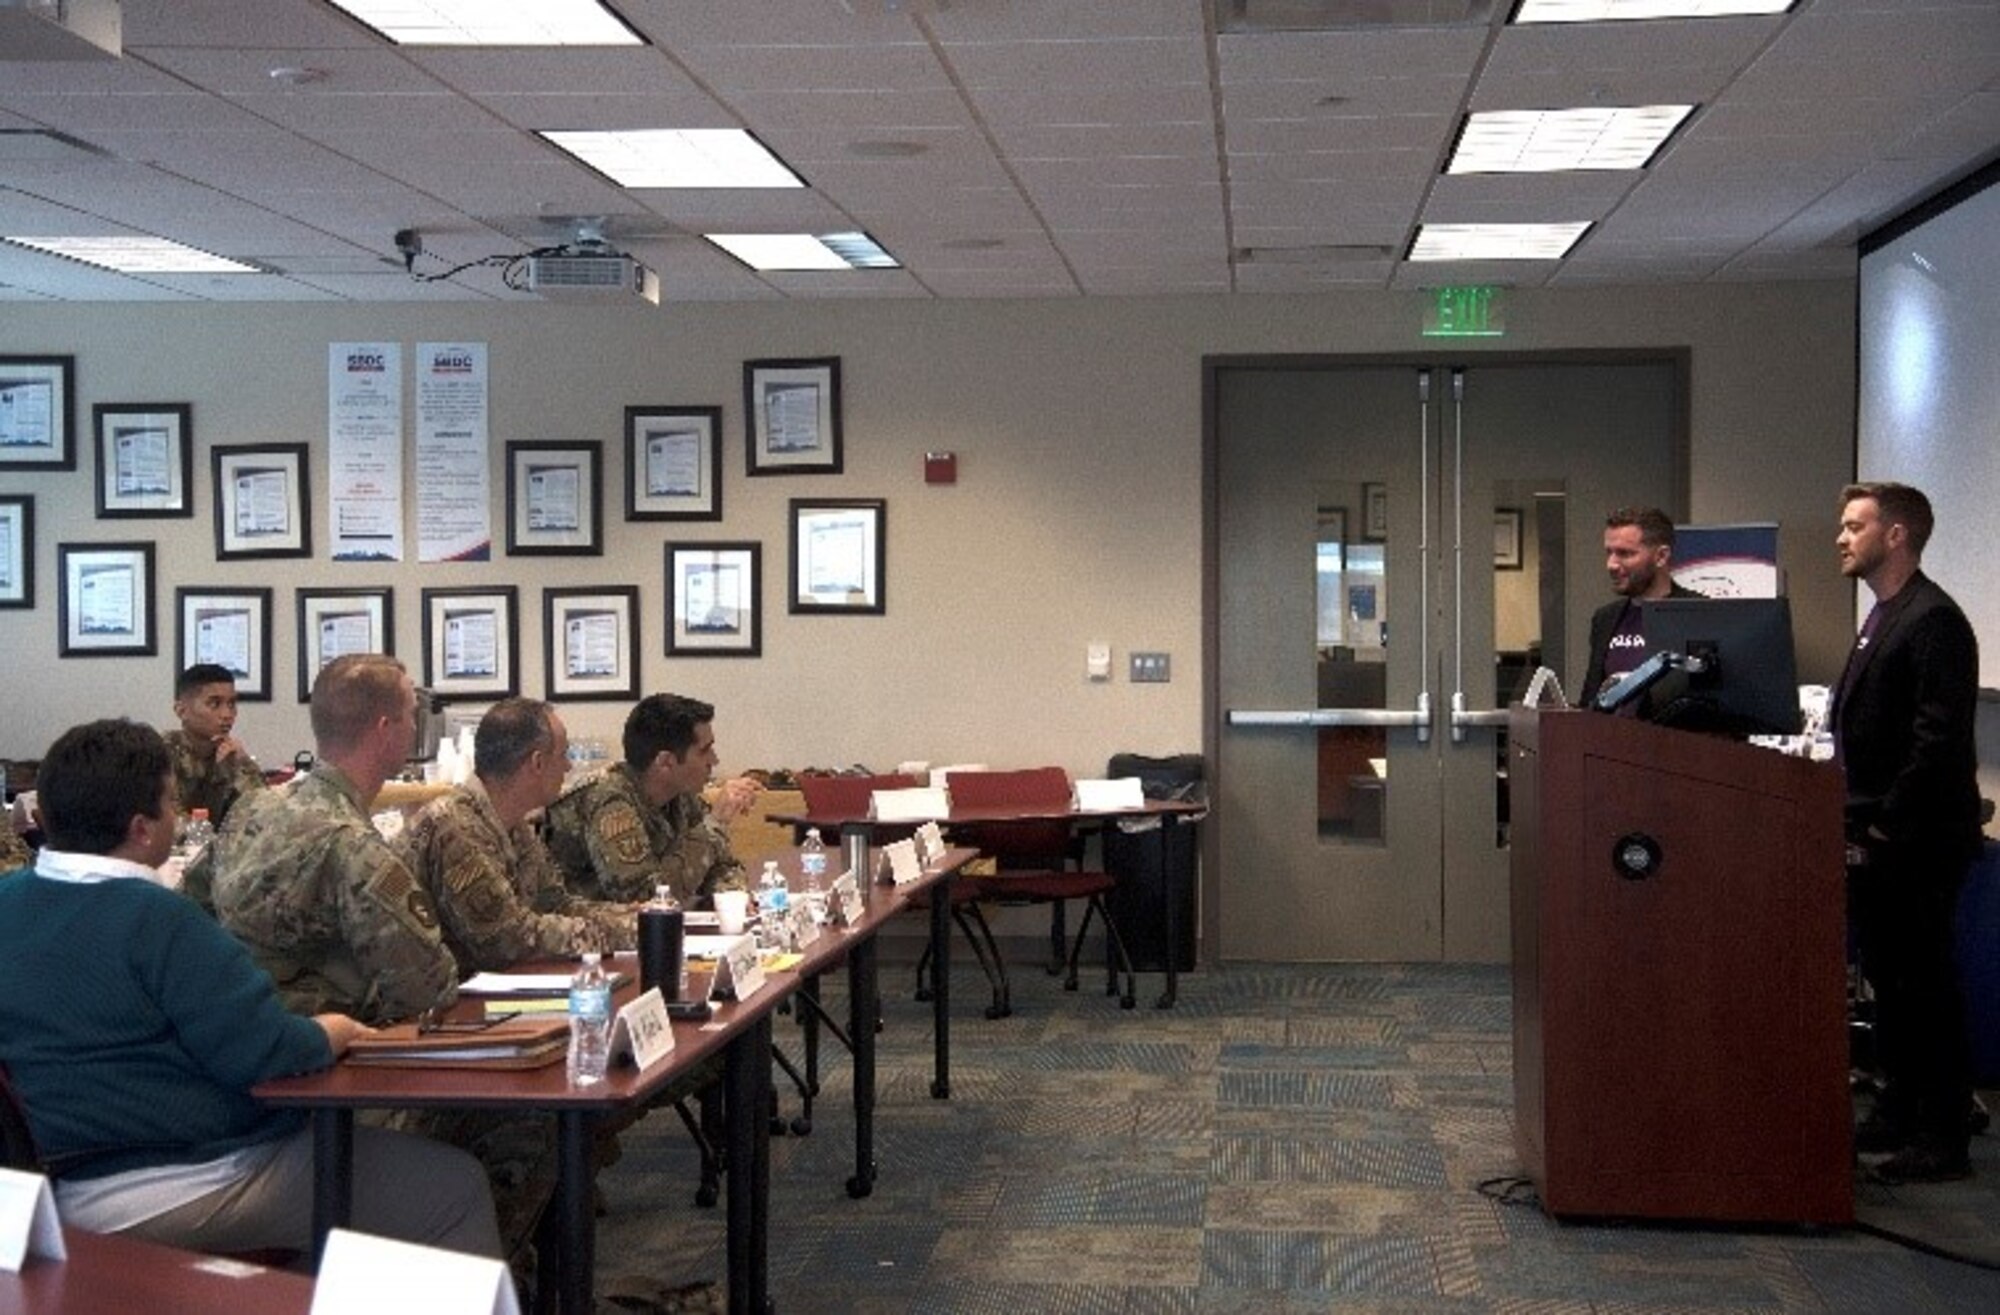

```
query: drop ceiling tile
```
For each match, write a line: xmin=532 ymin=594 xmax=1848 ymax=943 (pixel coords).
xmin=724 ymin=88 xmax=972 ymax=130
xmin=919 ymin=268 xmax=1080 ymax=296
xmin=622 ymin=3 xmax=923 ymax=49
xmin=1731 ymin=9 xmax=2000 ymax=102
xmin=123 ymin=0 xmax=375 ymax=48
xmin=478 ymin=92 xmax=739 ymax=133
xmin=966 ymin=84 xmax=1216 ymax=128
xmin=1472 ymin=17 xmax=1780 ymax=109
xmin=136 ymin=46 xmax=448 ymax=97
xmin=1218 ymin=28 xmax=1488 ymax=85
xmin=0 ymin=93 xmax=256 ymax=137
xmin=930 ymin=1 xmax=1207 ymax=43
xmin=635 ymin=191 xmax=858 ymax=229
xmin=944 ymin=37 xmax=1209 ymax=91
xmin=990 ymin=120 xmax=1218 ymax=160
xmin=677 ymin=43 xmax=944 ymax=94
xmin=1427 ymin=171 xmax=1638 ymax=216
xmin=1222 ymin=74 xmax=1478 ymax=121
xmin=1013 ymin=155 xmax=1220 ymax=189
xmin=1227 ymin=145 xmax=1443 ymax=183
xmin=405 ymin=47 xmax=698 ymax=97
xmin=1225 ymin=113 xmax=1455 ymax=156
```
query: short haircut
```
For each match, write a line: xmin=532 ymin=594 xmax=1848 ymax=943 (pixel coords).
xmin=309 ymin=653 xmax=409 ymax=753
xmin=1843 ymin=481 xmax=1935 ymax=555
xmin=175 ymin=663 xmax=238 ymax=699
xmin=37 ymin=719 xmax=172 ymax=855
xmin=1605 ymin=507 xmax=1676 ymax=550
xmin=623 ymin=693 xmax=713 ymax=770
xmin=475 ymin=698 xmax=557 ymax=779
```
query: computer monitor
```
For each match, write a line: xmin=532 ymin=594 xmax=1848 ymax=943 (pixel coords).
xmin=1624 ymin=597 xmax=1801 ymax=736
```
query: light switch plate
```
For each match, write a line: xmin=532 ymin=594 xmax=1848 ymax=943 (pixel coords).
xmin=1130 ymin=651 xmax=1170 ymax=683
xmin=1086 ymin=642 xmax=1111 ymax=681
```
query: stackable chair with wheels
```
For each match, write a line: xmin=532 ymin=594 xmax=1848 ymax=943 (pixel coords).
xmin=945 ymin=767 xmax=1138 ymax=1011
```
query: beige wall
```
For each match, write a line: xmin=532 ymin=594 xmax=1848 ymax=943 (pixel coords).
xmin=0 ymin=281 xmax=1856 ymax=772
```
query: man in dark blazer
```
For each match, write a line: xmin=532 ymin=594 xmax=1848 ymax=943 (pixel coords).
xmin=1831 ymin=481 xmax=1983 ymax=1183
xmin=1581 ymin=506 xmax=1702 ymax=709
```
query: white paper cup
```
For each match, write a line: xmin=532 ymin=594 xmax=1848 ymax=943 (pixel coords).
xmin=714 ymin=889 xmax=750 ymax=935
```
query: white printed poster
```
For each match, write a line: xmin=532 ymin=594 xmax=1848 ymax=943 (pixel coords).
xmin=416 ymin=342 xmax=490 ymax=563
xmin=328 ymin=342 xmax=404 ymax=561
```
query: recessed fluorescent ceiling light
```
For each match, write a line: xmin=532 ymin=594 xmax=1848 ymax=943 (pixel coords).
xmin=3 ymin=235 xmax=260 ymax=274
xmin=540 ymin=130 xmax=803 ymax=188
xmin=1514 ymin=0 xmax=1794 ymax=21
xmin=1449 ymin=106 xmax=1693 ymax=172
xmin=1409 ymin=223 xmax=1591 ymax=261
xmin=707 ymin=233 xmax=899 ymax=271
xmin=325 ymin=0 xmax=640 ymax=45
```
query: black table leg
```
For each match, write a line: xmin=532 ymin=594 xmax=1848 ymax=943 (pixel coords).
xmin=555 ymin=1109 xmax=596 ymax=1315
xmin=725 ymin=1013 xmax=775 ymax=1315
xmin=799 ymin=973 xmax=821 ymax=1134
xmin=846 ymin=933 xmax=878 ymax=1197
xmin=930 ymin=868 xmax=952 ymax=1099
xmin=1158 ymin=816 xmax=1181 ymax=1009
xmin=309 ymin=1108 xmax=353 ymax=1269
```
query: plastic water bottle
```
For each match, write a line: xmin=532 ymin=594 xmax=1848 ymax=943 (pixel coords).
xmin=799 ymin=828 xmax=827 ymax=895
xmin=179 ymin=808 xmax=215 ymax=856
xmin=758 ymin=860 xmax=790 ymax=950
xmin=566 ymin=952 xmax=613 ymax=1086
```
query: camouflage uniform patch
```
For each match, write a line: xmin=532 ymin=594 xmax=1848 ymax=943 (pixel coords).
xmin=206 ymin=764 xmax=456 ymax=1024
xmin=0 ymin=827 xmax=28 ymax=873
xmin=541 ymin=763 xmax=747 ymax=906
xmin=397 ymin=779 xmax=637 ymax=978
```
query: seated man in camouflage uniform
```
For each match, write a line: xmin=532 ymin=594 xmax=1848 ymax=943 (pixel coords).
xmin=165 ymin=662 xmax=266 ymax=827
xmin=399 ymin=697 xmax=635 ymax=976
xmin=207 ymin=653 xmax=454 ymax=1020
xmin=543 ymin=693 xmax=755 ymax=907
xmin=206 ymin=654 xmax=554 ymax=1278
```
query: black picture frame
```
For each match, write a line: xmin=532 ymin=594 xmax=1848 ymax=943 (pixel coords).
xmin=626 ymin=405 xmax=723 ymax=521
xmin=543 ymin=586 xmax=640 ymax=702
xmin=176 ymin=586 xmax=274 ymax=702
xmin=213 ymin=443 xmax=312 ymax=560
xmin=296 ymin=587 xmax=394 ymax=702
xmin=745 ymin=357 xmax=842 ymax=476
xmin=666 ymin=541 xmax=762 ymax=657
xmin=788 ymin=497 xmax=884 ymax=615
xmin=0 ymin=355 xmax=76 ymax=471
xmin=421 ymin=586 xmax=521 ymax=700
xmin=507 ymin=441 xmax=603 ymax=556
xmin=0 ymin=494 xmax=32 ymax=610
xmin=94 ymin=403 xmax=194 ymax=518
xmin=57 ymin=540 xmax=156 ymax=657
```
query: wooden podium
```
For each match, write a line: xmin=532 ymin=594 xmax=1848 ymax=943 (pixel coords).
xmin=1508 ymin=708 xmax=1852 ymax=1224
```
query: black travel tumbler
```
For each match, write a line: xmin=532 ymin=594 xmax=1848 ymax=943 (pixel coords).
xmin=637 ymin=896 xmax=685 ymax=1001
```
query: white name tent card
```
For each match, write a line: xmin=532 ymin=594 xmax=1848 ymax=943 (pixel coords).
xmin=697 ymin=933 xmax=764 ymax=1000
xmin=829 ymin=871 xmax=864 ymax=928
xmin=786 ymin=900 xmax=822 ymax=948
xmin=914 ymin=820 xmax=946 ymax=866
xmin=882 ymin=837 xmax=924 ymax=887
xmin=609 ymin=988 xmax=675 ymax=1071
xmin=1074 ymin=777 xmax=1146 ymax=811
xmin=0 ymin=1168 xmax=65 ymax=1272
xmin=871 ymin=786 xmax=949 ymax=822
xmin=310 ymin=1227 xmax=519 ymax=1315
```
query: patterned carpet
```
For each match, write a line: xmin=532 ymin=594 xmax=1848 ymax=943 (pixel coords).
xmin=595 ymin=962 xmax=2000 ymax=1313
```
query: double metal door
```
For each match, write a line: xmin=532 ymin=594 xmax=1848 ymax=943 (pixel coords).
xmin=1213 ymin=358 xmax=1681 ymax=961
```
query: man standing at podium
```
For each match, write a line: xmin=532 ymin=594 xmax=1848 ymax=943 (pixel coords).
xmin=1581 ymin=507 xmax=1702 ymax=707
xmin=1832 ymin=481 xmax=1982 ymax=1184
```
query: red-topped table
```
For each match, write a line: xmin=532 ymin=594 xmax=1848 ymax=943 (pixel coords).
xmin=0 ymin=1229 xmax=313 ymax=1315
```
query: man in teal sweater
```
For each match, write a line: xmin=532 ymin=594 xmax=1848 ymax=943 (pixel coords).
xmin=0 ymin=718 xmax=499 ymax=1259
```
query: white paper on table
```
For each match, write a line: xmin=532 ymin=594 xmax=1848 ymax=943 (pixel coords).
xmin=459 ymin=972 xmax=574 ymax=995
xmin=1074 ymin=777 xmax=1145 ymax=811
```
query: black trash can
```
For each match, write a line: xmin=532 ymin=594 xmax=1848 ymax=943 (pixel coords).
xmin=1102 ymin=752 xmax=1204 ymax=973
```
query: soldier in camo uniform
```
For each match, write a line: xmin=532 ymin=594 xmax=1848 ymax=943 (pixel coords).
xmin=207 ymin=654 xmax=454 ymax=1021
xmin=542 ymin=693 xmax=755 ymax=907
xmin=0 ymin=825 xmax=27 ymax=872
xmin=399 ymin=697 xmax=635 ymax=977
xmin=164 ymin=662 xmax=266 ymax=826
xmin=206 ymin=655 xmax=559 ymax=1283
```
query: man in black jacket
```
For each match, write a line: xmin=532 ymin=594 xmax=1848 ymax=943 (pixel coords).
xmin=1831 ymin=481 xmax=1983 ymax=1183
xmin=1580 ymin=506 xmax=1702 ymax=709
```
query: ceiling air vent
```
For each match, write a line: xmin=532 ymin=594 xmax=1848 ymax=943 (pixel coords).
xmin=1235 ymin=244 xmax=1396 ymax=265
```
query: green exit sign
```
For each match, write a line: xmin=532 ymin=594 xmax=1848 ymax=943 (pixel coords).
xmin=1422 ymin=285 xmax=1505 ymax=337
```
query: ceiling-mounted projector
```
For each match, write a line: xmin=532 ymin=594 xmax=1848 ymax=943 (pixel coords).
xmin=523 ymin=251 xmax=659 ymax=305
